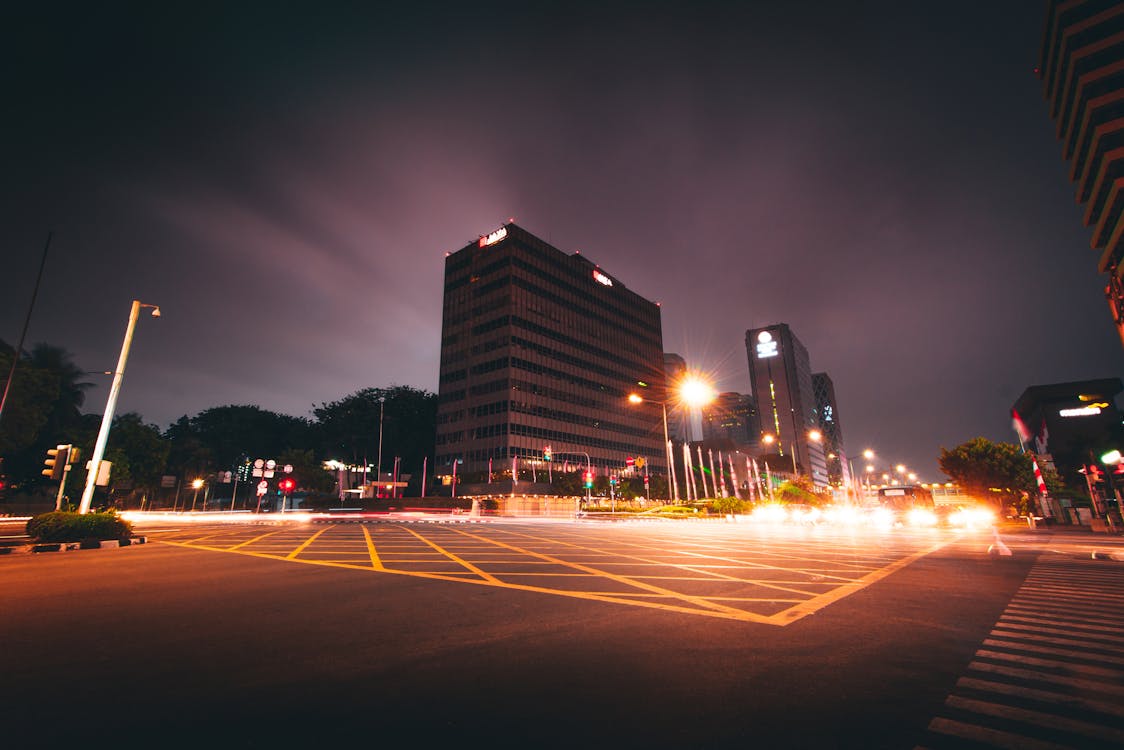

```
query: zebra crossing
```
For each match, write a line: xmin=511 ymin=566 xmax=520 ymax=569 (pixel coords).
xmin=918 ymin=555 xmax=1124 ymax=749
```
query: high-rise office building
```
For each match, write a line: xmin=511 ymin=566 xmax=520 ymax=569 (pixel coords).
xmin=745 ymin=324 xmax=828 ymax=487
xmin=702 ymin=392 xmax=758 ymax=450
xmin=435 ymin=223 xmax=667 ymax=484
xmin=811 ymin=372 xmax=846 ymax=484
xmin=1038 ymin=1 xmax=1124 ymax=345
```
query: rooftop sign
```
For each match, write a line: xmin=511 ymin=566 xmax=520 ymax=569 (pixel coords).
xmin=755 ymin=330 xmax=778 ymax=359
xmin=479 ymin=227 xmax=508 ymax=247
xmin=1059 ymin=406 xmax=1103 ymax=417
xmin=592 ymin=269 xmax=613 ymax=287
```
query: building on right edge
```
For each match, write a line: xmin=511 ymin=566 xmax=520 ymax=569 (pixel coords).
xmin=1012 ymin=377 xmax=1124 ymax=521
xmin=1037 ymin=1 xmax=1124 ymax=346
xmin=745 ymin=324 xmax=829 ymax=487
xmin=812 ymin=372 xmax=847 ymax=486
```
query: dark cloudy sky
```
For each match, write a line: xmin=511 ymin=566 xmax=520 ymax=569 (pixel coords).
xmin=3 ymin=1 xmax=1120 ymax=480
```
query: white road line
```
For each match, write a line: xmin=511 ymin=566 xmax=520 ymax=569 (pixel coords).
xmin=926 ymin=716 xmax=1076 ymax=750
xmin=975 ymin=649 xmax=1124 ymax=679
xmin=946 ymin=694 xmax=1124 ymax=744
xmin=956 ymin=676 xmax=1124 ymax=718
xmin=966 ymin=660 xmax=1124 ymax=697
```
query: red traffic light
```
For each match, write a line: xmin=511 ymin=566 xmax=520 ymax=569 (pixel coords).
xmin=278 ymin=478 xmax=296 ymax=493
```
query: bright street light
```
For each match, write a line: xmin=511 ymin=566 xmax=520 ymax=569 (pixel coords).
xmin=78 ymin=300 xmax=161 ymax=514
xmin=863 ymin=449 xmax=875 ymax=460
xmin=628 ymin=372 xmax=714 ymax=503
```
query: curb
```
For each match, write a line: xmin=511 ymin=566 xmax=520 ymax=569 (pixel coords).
xmin=0 ymin=537 xmax=147 ymax=556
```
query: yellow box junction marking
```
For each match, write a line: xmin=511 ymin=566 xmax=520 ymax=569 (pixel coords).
xmin=153 ymin=523 xmax=961 ymax=626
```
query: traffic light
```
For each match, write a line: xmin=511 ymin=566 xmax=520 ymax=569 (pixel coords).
xmin=583 ymin=471 xmax=593 ymax=489
xmin=543 ymin=446 xmax=553 ymax=462
xmin=42 ymin=444 xmax=70 ymax=481
xmin=278 ymin=477 xmax=296 ymax=494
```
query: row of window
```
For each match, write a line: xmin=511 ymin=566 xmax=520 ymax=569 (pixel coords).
xmin=438 ymin=420 xmax=659 ymax=455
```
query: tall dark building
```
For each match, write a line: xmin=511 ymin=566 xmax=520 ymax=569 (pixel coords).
xmin=1038 ymin=1 xmax=1124 ymax=345
xmin=1012 ymin=377 xmax=1124 ymax=484
xmin=702 ymin=392 xmax=758 ymax=450
xmin=435 ymin=223 xmax=667 ymax=485
xmin=745 ymin=324 xmax=828 ymax=487
xmin=811 ymin=372 xmax=846 ymax=484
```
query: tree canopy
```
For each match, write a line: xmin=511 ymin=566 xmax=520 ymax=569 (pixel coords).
xmin=938 ymin=437 xmax=1063 ymax=506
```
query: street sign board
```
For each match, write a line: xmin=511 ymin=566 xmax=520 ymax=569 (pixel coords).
xmin=256 ymin=481 xmax=269 ymax=496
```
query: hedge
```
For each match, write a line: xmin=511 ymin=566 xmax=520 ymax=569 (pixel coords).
xmin=26 ymin=511 xmax=133 ymax=542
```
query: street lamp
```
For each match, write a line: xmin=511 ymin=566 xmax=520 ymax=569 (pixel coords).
xmin=190 ymin=478 xmax=204 ymax=511
xmin=629 ymin=373 xmax=715 ymax=503
xmin=78 ymin=300 xmax=160 ymax=514
xmin=628 ymin=393 xmax=676 ymax=502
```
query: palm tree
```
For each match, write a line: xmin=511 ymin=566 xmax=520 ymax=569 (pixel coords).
xmin=25 ymin=343 xmax=94 ymax=438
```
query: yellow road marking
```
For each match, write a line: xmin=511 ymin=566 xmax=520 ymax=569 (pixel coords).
xmin=154 ymin=525 xmax=958 ymax=626
xmin=285 ymin=526 xmax=333 ymax=559
xmin=227 ymin=529 xmax=285 ymax=550
xmin=770 ymin=535 xmax=960 ymax=624
xmin=441 ymin=526 xmax=750 ymax=617
xmin=399 ymin=525 xmax=500 ymax=583
xmin=361 ymin=525 xmax=384 ymax=569
xmin=486 ymin=527 xmax=832 ymax=598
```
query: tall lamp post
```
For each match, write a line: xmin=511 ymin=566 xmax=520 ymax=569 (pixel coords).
xmin=78 ymin=300 xmax=160 ymax=514
xmin=628 ymin=372 xmax=715 ymax=504
xmin=628 ymin=394 xmax=677 ymax=502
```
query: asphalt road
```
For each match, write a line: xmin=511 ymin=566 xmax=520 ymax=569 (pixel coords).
xmin=1 ymin=518 xmax=1117 ymax=748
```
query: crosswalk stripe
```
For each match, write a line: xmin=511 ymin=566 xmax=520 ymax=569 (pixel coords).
xmin=955 ymin=675 xmax=1124 ymax=718
xmin=926 ymin=716 xmax=1076 ymax=750
xmin=982 ymin=638 xmax=1124 ymax=667
xmin=988 ymin=628 xmax=1124 ymax=654
xmin=993 ymin=620 xmax=1124 ymax=644
xmin=966 ymin=660 xmax=1124 ymax=698
xmin=974 ymin=648 xmax=1124 ymax=679
xmin=945 ymin=694 xmax=1124 ymax=744
xmin=922 ymin=557 xmax=1124 ymax=749
xmin=999 ymin=613 xmax=1124 ymax=635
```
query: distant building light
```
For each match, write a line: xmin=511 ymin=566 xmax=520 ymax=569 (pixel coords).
xmin=479 ymin=227 xmax=508 ymax=247
xmin=1059 ymin=406 xmax=1102 ymax=417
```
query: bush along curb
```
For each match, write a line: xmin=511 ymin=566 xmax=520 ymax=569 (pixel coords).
xmin=0 ymin=537 xmax=147 ymax=555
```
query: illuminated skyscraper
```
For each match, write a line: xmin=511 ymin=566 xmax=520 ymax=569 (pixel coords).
xmin=811 ymin=372 xmax=846 ymax=484
xmin=435 ymin=223 xmax=667 ymax=485
xmin=745 ymin=324 xmax=828 ymax=487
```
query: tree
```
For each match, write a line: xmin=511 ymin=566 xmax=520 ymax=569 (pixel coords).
xmin=0 ymin=342 xmax=93 ymax=484
xmin=164 ymin=405 xmax=312 ymax=478
xmin=938 ymin=437 xmax=1034 ymax=508
xmin=314 ymin=386 xmax=437 ymax=475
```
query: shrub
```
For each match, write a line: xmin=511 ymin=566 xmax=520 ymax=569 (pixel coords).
xmin=710 ymin=497 xmax=747 ymax=515
xmin=642 ymin=505 xmax=698 ymax=516
xmin=26 ymin=511 xmax=133 ymax=542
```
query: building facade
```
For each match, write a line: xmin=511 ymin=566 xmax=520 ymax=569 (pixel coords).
xmin=745 ymin=324 xmax=828 ymax=487
xmin=812 ymin=372 xmax=847 ymax=485
xmin=1012 ymin=377 xmax=1124 ymax=482
xmin=701 ymin=392 xmax=758 ymax=450
xmin=1038 ymin=1 xmax=1124 ymax=345
xmin=435 ymin=223 xmax=667 ymax=485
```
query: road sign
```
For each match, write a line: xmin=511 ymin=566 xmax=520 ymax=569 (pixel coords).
xmin=256 ymin=481 xmax=269 ymax=496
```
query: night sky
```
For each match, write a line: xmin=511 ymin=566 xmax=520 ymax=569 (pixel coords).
xmin=4 ymin=1 xmax=1121 ymax=481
